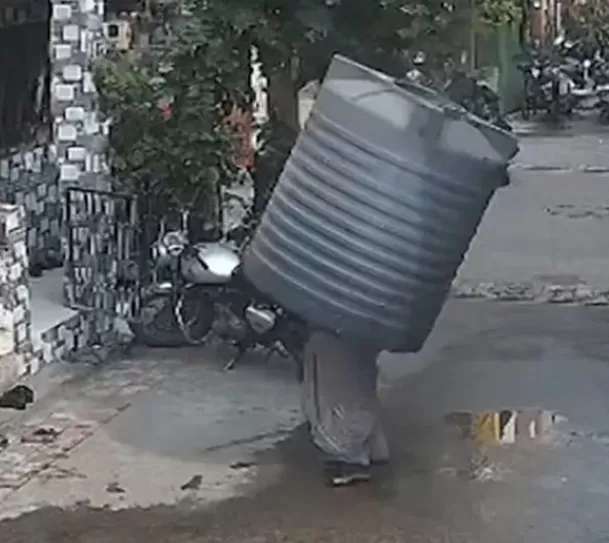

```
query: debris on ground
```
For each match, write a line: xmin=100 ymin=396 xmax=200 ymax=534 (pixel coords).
xmin=229 ymin=461 xmax=255 ymax=470
xmin=21 ymin=427 xmax=59 ymax=444
xmin=180 ymin=475 xmax=202 ymax=491
xmin=0 ymin=385 xmax=34 ymax=410
xmin=106 ymin=482 xmax=126 ymax=494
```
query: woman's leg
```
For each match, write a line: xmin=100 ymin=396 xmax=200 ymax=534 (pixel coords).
xmin=362 ymin=361 xmax=389 ymax=464
xmin=368 ymin=424 xmax=390 ymax=464
xmin=302 ymin=331 xmax=382 ymax=485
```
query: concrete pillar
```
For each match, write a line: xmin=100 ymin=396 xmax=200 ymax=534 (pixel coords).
xmin=50 ymin=0 xmax=111 ymax=309
xmin=0 ymin=204 xmax=32 ymax=382
xmin=50 ymin=0 xmax=108 ymax=193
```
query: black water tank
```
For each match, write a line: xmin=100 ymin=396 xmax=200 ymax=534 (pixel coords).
xmin=243 ymin=55 xmax=519 ymax=352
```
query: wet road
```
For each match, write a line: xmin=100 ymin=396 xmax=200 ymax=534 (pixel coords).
xmin=2 ymin=300 xmax=609 ymax=542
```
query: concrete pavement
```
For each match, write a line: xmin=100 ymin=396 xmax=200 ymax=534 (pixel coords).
xmin=2 ymin=123 xmax=609 ymax=541
xmin=2 ymin=300 xmax=609 ymax=541
xmin=455 ymin=128 xmax=609 ymax=301
xmin=0 ymin=345 xmax=302 ymax=516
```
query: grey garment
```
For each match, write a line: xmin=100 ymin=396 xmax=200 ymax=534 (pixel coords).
xmin=302 ymin=331 xmax=389 ymax=466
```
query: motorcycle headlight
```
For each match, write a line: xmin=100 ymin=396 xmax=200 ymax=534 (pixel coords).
xmin=152 ymin=230 xmax=188 ymax=267
xmin=414 ymin=51 xmax=425 ymax=64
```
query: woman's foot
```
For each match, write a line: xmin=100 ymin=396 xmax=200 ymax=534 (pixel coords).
xmin=369 ymin=425 xmax=390 ymax=465
xmin=323 ymin=461 xmax=371 ymax=487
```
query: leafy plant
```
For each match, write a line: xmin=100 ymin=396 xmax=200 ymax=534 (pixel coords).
xmin=564 ymin=0 xmax=609 ymax=47
xmin=97 ymin=0 xmax=480 ymax=221
xmin=94 ymin=1 xmax=252 ymax=225
xmin=199 ymin=0 xmax=474 ymax=210
xmin=475 ymin=0 xmax=522 ymax=26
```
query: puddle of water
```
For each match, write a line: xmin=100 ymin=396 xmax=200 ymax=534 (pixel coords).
xmin=445 ymin=409 xmax=565 ymax=446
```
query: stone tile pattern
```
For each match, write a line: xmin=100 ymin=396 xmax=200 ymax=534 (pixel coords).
xmin=0 ymin=204 xmax=36 ymax=387
xmin=63 ymin=188 xmax=140 ymax=321
xmin=0 ymin=405 xmax=116 ymax=499
xmin=0 ymin=0 xmax=127 ymax=386
xmin=0 ymin=149 xmax=61 ymax=268
xmin=50 ymin=0 xmax=110 ymax=195
xmin=46 ymin=0 xmax=122 ymax=366
xmin=36 ymin=310 xmax=114 ymax=366
xmin=51 ymin=0 xmax=134 ymax=326
xmin=0 ymin=356 xmax=168 ymax=503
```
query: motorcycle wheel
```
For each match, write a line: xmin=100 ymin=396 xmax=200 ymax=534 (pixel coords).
xmin=135 ymin=294 xmax=214 ymax=348
xmin=563 ymin=96 xmax=575 ymax=117
xmin=549 ymin=83 xmax=561 ymax=123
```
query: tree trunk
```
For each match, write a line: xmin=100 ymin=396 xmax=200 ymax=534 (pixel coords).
xmin=252 ymin=58 xmax=299 ymax=214
xmin=268 ymin=59 xmax=299 ymax=132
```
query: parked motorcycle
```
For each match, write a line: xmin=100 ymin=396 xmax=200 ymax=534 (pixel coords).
xmin=548 ymin=63 xmax=576 ymax=121
xmin=402 ymin=54 xmax=511 ymax=131
xmin=443 ymin=70 xmax=512 ymax=131
xmin=518 ymin=37 xmax=580 ymax=122
xmin=518 ymin=52 xmax=545 ymax=119
xmin=598 ymin=87 xmax=609 ymax=123
xmin=589 ymin=50 xmax=609 ymax=123
xmin=557 ymin=38 xmax=602 ymax=111
xmin=520 ymin=58 xmax=576 ymax=121
xmin=404 ymin=51 xmax=434 ymax=87
xmin=132 ymin=227 xmax=308 ymax=375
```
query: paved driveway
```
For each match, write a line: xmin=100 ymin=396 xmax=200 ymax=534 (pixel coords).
xmin=457 ymin=130 xmax=609 ymax=297
xmin=2 ymin=300 xmax=609 ymax=542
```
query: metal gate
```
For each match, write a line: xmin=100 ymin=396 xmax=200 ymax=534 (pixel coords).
xmin=65 ymin=187 xmax=141 ymax=320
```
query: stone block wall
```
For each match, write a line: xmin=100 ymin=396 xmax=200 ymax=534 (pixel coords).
xmin=39 ymin=310 xmax=114 ymax=366
xmin=50 ymin=0 xmax=109 ymax=194
xmin=51 ymin=0 xmax=115 ymax=309
xmin=47 ymin=0 xmax=120 ymax=366
xmin=0 ymin=199 xmax=114 ymax=386
xmin=0 ymin=148 xmax=61 ymax=269
xmin=0 ymin=0 xmax=124 ymax=391
xmin=0 ymin=204 xmax=34 ymax=390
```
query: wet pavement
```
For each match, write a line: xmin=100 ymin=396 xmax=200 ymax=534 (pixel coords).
xmin=2 ymin=300 xmax=609 ymax=541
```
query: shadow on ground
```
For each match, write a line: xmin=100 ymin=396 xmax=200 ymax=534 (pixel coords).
xmin=3 ymin=301 xmax=609 ymax=542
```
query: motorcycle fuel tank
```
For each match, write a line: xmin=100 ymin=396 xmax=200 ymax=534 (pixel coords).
xmin=181 ymin=242 xmax=240 ymax=285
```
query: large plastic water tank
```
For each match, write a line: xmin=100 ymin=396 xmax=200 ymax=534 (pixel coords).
xmin=243 ymin=55 xmax=519 ymax=352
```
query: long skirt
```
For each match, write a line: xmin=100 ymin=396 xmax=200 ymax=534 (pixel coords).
xmin=301 ymin=330 xmax=389 ymax=465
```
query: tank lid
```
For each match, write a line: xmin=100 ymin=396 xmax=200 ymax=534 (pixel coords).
xmin=326 ymin=54 xmax=519 ymax=162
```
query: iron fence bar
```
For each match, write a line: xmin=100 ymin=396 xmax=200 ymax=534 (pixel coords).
xmin=65 ymin=186 xmax=135 ymax=199
xmin=64 ymin=187 xmax=143 ymax=320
